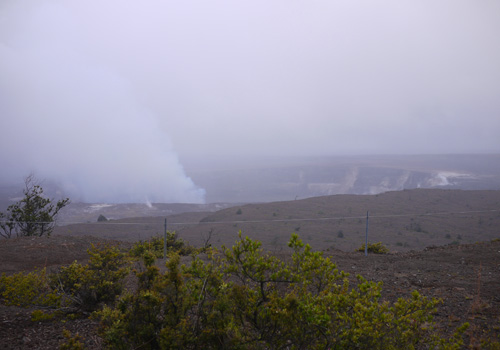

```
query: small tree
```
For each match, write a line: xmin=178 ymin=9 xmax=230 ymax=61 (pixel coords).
xmin=0 ymin=174 xmax=69 ymax=238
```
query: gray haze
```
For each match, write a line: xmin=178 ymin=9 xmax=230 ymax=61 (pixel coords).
xmin=1 ymin=1 xmax=499 ymax=202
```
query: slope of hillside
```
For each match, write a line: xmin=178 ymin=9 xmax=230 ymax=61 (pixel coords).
xmin=177 ymin=189 xmax=500 ymax=252
xmin=52 ymin=189 xmax=500 ymax=253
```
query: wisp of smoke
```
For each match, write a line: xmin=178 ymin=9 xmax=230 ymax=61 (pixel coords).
xmin=0 ymin=1 xmax=205 ymax=203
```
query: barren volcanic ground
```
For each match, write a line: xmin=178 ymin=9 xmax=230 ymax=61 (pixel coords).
xmin=54 ymin=189 xmax=500 ymax=253
xmin=0 ymin=234 xmax=499 ymax=349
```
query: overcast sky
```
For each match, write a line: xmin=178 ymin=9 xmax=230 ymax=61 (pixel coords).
xmin=1 ymin=0 xmax=499 ymax=202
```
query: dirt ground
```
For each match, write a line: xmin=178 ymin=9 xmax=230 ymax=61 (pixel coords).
xmin=1 ymin=235 xmax=499 ymax=349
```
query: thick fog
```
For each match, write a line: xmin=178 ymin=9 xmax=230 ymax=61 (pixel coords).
xmin=1 ymin=0 xmax=499 ymax=202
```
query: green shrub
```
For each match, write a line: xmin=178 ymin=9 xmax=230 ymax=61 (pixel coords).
xmin=0 ymin=269 xmax=60 ymax=308
xmin=60 ymin=329 xmax=84 ymax=350
xmin=130 ymin=232 xmax=195 ymax=259
xmin=95 ymin=233 xmax=465 ymax=349
xmin=130 ymin=234 xmax=165 ymax=258
xmin=31 ymin=309 xmax=55 ymax=322
xmin=357 ymin=242 xmax=390 ymax=254
xmin=0 ymin=244 xmax=129 ymax=313
xmin=51 ymin=244 xmax=129 ymax=311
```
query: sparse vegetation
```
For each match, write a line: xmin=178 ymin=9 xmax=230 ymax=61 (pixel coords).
xmin=2 ymin=232 xmax=500 ymax=348
xmin=31 ymin=309 xmax=55 ymax=322
xmin=2 ymin=188 xmax=500 ymax=348
xmin=407 ymin=220 xmax=426 ymax=233
xmin=60 ymin=329 xmax=84 ymax=350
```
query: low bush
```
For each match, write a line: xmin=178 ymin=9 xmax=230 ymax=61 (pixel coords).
xmin=95 ymin=233 xmax=466 ymax=349
xmin=0 ymin=269 xmax=60 ymax=308
xmin=0 ymin=244 xmax=130 ymax=313
xmin=357 ymin=242 xmax=390 ymax=254
xmin=130 ymin=232 xmax=196 ymax=259
xmin=0 ymin=234 xmax=473 ymax=348
xmin=60 ymin=329 xmax=84 ymax=350
xmin=51 ymin=243 xmax=130 ymax=312
xmin=31 ymin=309 xmax=55 ymax=322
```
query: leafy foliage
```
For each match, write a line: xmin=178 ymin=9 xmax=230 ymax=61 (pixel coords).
xmin=357 ymin=242 xmax=390 ymax=254
xmin=0 ymin=243 xmax=129 ymax=314
xmin=95 ymin=233 xmax=465 ymax=349
xmin=51 ymin=243 xmax=130 ymax=312
xmin=130 ymin=232 xmax=195 ymax=259
xmin=0 ymin=268 xmax=61 ymax=308
xmin=0 ymin=174 xmax=69 ymax=238
xmin=60 ymin=329 xmax=84 ymax=350
xmin=0 ymin=232 xmax=473 ymax=348
xmin=31 ymin=309 xmax=56 ymax=322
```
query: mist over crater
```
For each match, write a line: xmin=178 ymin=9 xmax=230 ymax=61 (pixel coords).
xmin=1 ymin=1 xmax=499 ymax=204
xmin=181 ymin=154 xmax=500 ymax=203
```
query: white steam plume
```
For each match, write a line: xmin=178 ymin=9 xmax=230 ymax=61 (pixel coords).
xmin=0 ymin=1 xmax=205 ymax=203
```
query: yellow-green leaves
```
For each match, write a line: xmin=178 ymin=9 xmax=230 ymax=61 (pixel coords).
xmin=51 ymin=244 xmax=130 ymax=311
xmin=0 ymin=268 xmax=60 ymax=308
xmin=93 ymin=234 xmax=466 ymax=349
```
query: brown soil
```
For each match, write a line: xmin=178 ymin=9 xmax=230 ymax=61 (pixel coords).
xmin=1 ymin=235 xmax=499 ymax=349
